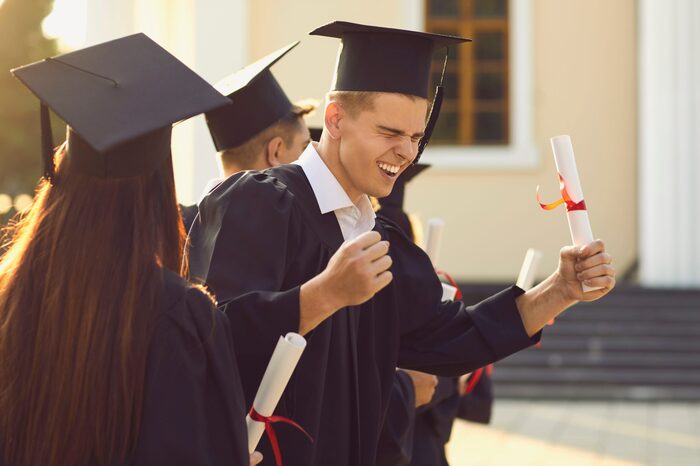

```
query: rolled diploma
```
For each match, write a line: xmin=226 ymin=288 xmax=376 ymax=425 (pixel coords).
xmin=424 ymin=218 xmax=445 ymax=267
xmin=441 ymin=283 xmax=458 ymax=301
xmin=516 ymin=248 xmax=543 ymax=291
xmin=551 ymin=135 xmax=601 ymax=292
xmin=246 ymin=332 xmax=307 ymax=453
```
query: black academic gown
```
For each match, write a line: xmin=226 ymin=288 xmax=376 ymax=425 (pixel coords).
xmin=129 ymin=269 xmax=249 ymax=465
xmin=180 ymin=203 xmax=199 ymax=233
xmin=375 ymin=371 xmax=417 ymax=466
xmin=0 ymin=270 xmax=248 ymax=466
xmin=376 ymin=376 xmax=460 ymax=466
xmin=187 ymin=165 xmax=540 ymax=466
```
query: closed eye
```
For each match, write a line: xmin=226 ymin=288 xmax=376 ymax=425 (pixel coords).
xmin=376 ymin=125 xmax=424 ymax=141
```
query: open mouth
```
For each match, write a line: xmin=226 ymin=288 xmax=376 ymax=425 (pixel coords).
xmin=377 ymin=161 xmax=401 ymax=178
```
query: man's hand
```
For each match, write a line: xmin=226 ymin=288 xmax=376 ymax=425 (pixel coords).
xmin=402 ymin=369 xmax=438 ymax=408
xmin=250 ymin=452 xmax=263 ymax=465
xmin=556 ymin=239 xmax=616 ymax=302
xmin=516 ymin=239 xmax=615 ymax=336
xmin=322 ymin=231 xmax=393 ymax=307
xmin=299 ymin=231 xmax=393 ymax=334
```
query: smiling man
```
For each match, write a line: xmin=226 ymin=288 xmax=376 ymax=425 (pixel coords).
xmin=187 ymin=21 xmax=616 ymax=466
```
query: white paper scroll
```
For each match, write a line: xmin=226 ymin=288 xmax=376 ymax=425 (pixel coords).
xmin=246 ymin=332 xmax=307 ymax=453
xmin=441 ymin=283 xmax=458 ymax=301
xmin=516 ymin=248 xmax=543 ymax=291
xmin=550 ymin=135 xmax=601 ymax=292
xmin=424 ymin=218 xmax=445 ymax=267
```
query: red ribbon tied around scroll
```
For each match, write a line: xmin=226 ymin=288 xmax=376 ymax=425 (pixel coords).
xmin=435 ymin=269 xmax=463 ymax=300
xmin=537 ymin=174 xmax=587 ymax=212
xmin=249 ymin=407 xmax=313 ymax=466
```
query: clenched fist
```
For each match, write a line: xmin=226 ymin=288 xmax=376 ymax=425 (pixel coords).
xmin=299 ymin=231 xmax=393 ymax=335
xmin=323 ymin=231 xmax=393 ymax=307
xmin=402 ymin=369 xmax=438 ymax=408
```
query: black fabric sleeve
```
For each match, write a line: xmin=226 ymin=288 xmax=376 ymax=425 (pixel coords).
xmin=131 ymin=288 xmax=248 ymax=466
xmin=382 ymin=220 xmax=541 ymax=377
xmin=188 ymin=172 xmax=302 ymax=364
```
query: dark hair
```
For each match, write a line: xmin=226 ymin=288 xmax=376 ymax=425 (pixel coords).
xmin=0 ymin=144 xmax=186 ymax=466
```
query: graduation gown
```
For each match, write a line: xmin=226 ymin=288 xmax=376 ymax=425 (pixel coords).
xmin=130 ymin=269 xmax=249 ymax=465
xmin=187 ymin=164 xmax=540 ymax=466
xmin=375 ymin=371 xmax=417 ymax=466
xmin=180 ymin=203 xmax=199 ymax=233
xmin=376 ymin=376 xmax=460 ymax=466
xmin=0 ymin=269 xmax=248 ymax=466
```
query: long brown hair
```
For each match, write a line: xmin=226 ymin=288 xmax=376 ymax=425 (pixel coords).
xmin=0 ymin=145 xmax=186 ymax=466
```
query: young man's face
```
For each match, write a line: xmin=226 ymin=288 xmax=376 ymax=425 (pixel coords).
xmin=338 ymin=93 xmax=428 ymax=199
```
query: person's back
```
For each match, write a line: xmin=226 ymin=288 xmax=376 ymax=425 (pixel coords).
xmin=0 ymin=34 xmax=249 ymax=466
xmin=0 ymin=144 xmax=248 ymax=466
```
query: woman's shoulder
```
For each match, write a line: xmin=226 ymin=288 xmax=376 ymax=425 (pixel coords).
xmin=158 ymin=269 xmax=225 ymax=339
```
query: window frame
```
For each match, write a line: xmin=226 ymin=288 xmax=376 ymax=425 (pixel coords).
xmin=403 ymin=0 xmax=538 ymax=169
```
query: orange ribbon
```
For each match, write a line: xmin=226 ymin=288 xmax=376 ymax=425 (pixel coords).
xmin=249 ymin=407 xmax=313 ymax=466
xmin=537 ymin=174 xmax=587 ymax=212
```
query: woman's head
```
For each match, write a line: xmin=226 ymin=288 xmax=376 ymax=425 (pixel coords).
xmin=0 ymin=144 xmax=185 ymax=466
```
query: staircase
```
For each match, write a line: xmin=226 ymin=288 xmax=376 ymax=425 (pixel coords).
xmin=459 ymin=284 xmax=700 ymax=401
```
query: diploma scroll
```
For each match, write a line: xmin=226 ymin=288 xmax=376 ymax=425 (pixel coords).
xmin=424 ymin=218 xmax=445 ymax=267
xmin=247 ymin=332 xmax=307 ymax=454
xmin=516 ymin=248 xmax=543 ymax=291
xmin=441 ymin=283 xmax=458 ymax=301
xmin=548 ymin=135 xmax=601 ymax=293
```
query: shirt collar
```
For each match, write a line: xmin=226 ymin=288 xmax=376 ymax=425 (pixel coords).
xmin=294 ymin=143 xmax=375 ymax=220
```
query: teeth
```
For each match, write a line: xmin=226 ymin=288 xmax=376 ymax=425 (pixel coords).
xmin=378 ymin=162 xmax=400 ymax=174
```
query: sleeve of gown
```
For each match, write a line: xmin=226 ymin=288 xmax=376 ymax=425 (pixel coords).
xmin=385 ymin=221 xmax=541 ymax=377
xmin=130 ymin=288 xmax=248 ymax=466
xmin=187 ymin=172 xmax=302 ymax=363
xmin=375 ymin=370 xmax=417 ymax=466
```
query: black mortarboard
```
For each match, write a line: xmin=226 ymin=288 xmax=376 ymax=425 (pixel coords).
xmin=205 ymin=42 xmax=299 ymax=152
xmin=309 ymin=127 xmax=323 ymax=142
xmin=309 ymin=21 xmax=469 ymax=163
xmin=11 ymin=33 xmax=229 ymax=180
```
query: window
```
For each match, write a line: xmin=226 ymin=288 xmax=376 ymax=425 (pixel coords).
xmin=405 ymin=0 xmax=535 ymax=168
xmin=426 ymin=0 xmax=510 ymax=145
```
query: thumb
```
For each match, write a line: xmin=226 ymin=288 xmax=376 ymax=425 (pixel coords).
xmin=559 ymin=245 xmax=581 ymax=262
xmin=250 ymin=451 xmax=263 ymax=465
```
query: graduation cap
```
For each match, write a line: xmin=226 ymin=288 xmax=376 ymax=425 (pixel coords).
xmin=205 ymin=42 xmax=299 ymax=152
xmin=11 ymin=33 xmax=229 ymax=180
xmin=309 ymin=21 xmax=470 ymax=163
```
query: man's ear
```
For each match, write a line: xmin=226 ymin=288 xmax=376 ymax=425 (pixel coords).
xmin=265 ymin=136 xmax=286 ymax=167
xmin=324 ymin=101 xmax=343 ymax=140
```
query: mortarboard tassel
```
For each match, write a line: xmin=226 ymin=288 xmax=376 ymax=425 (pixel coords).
xmin=415 ymin=50 xmax=448 ymax=163
xmin=40 ymin=103 xmax=55 ymax=183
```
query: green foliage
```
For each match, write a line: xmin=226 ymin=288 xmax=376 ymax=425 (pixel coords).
xmin=0 ymin=0 xmax=61 ymax=201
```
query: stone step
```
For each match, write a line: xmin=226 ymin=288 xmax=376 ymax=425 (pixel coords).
xmin=529 ymin=336 xmax=700 ymax=353
xmin=497 ymin=350 xmax=700 ymax=369
xmin=492 ymin=367 xmax=700 ymax=385
xmin=543 ymin=321 xmax=700 ymax=336
xmin=494 ymin=383 xmax=700 ymax=401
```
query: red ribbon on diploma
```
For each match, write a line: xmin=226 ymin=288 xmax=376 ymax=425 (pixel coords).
xmin=436 ymin=269 xmax=463 ymax=300
xmin=537 ymin=174 xmax=587 ymax=212
xmin=463 ymin=364 xmax=494 ymax=395
xmin=249 ymin=407 xmax=313 ymax=466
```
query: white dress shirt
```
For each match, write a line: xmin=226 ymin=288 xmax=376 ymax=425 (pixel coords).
xmin=294 ymin=143 xmax=376 ymax=241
